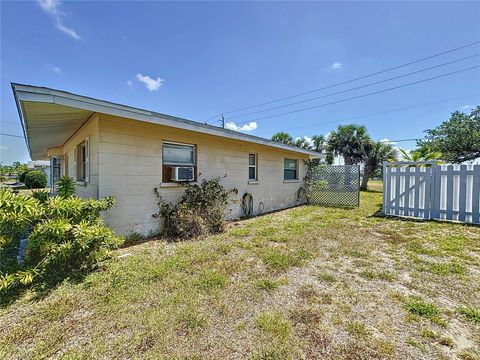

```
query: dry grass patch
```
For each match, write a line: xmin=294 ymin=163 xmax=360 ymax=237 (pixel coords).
xmin=1 ymin=191 xmax=479 ymax=359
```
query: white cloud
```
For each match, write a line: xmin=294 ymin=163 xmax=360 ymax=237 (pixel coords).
xmin=380 ymin=138 xmax=396 ymax=145
xmin=38 ymin=0 xmax=59 ymax=13
xmin=330 ymin=62 xmax=343 ymax=70
xmin=0 ymin=145 xmax=7 ymax=151
xmin=45 ymin=64 xmax=62 ymax=74
xmin=461 ymin=105 xmax=472 ymax=110
xmin=127 ymin=79 xmax=133 ymax=87
xmin=136 ymin=74 xmax=164 ymax=91
xmin=37 ymin=0 xmax=81 ymax=40
xmin=56 ymin=22 xmax=81 ymax=40
xmin=225 ymin=121 xmax=258 ymax=132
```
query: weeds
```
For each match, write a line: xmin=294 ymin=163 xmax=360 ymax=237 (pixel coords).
xmin=256 ymin=312 xmax=292 ymax=341
xmin=458 ymin=306 xmax=480 ymax=323
xmin=256 ymin=279 xmax=280 ymax=292
xmin=404 ymin=296 xmax=446 ymax=326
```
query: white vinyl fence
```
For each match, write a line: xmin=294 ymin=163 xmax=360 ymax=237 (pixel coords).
xmin=383 ymin=161 xmax=480 ymax=224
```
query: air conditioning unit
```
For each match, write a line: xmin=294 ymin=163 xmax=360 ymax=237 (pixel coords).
xmin=171 ymin=166 xmax=194 ymax=182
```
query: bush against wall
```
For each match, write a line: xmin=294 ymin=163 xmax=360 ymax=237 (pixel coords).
xmin=24 ymin=170 xmax=47 ymax=189
xmin=153 ymin=177 xmax=237 ymax=240
xmin=0 ymin=189 xmax=123 ymax=296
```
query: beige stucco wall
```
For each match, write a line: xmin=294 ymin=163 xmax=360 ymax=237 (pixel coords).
xmin=94 ymin=114 xmax=310 ymax=235
xmin=61 ymin=114 xmax=100 ymax=199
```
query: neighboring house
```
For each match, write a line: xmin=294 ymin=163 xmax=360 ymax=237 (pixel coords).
xmin=27 ymin=160 xmax=51 ymax=186
xmin=12 ymin=83 xmax=320 ymax=235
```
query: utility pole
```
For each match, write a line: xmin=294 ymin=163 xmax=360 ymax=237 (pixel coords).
xmin=221 ymin=114 xmax=225 ymax=128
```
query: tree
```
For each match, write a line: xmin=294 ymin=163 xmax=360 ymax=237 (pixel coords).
xmin=361 ymin=141 xmax=397 ymax=190
xmin=417 ymin=106 xmax=480 ymax=163
xmin=399 ymin=148 xmax=442 ymax=162
xmin=326 ymin=124 xmax=371 ymax=165
xmin=271 ymin=132 xmax=294 ymax=145
xmin=311 ymin=135 xmax=326 ymax=153
xmin=294 ymin=137 xmax=312 ymax=149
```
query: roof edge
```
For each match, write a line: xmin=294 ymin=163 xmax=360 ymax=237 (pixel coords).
xmin=11 ymin=83 xmax=322 ymax=158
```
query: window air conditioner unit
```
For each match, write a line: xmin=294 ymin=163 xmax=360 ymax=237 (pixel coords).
xmin=171 ymin=166 xmax=194 ymax=182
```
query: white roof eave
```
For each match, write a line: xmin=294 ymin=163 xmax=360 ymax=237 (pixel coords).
xmin=12 ymin=83 xmax=323 ymax=158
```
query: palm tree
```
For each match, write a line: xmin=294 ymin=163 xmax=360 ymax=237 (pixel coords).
xmin=271 ymin=132 xmax=294 ymax=145
xmin=361 ymin=141 xmax=397 ymax=190
xmin=399 ymin=148 xmax=442 ymax=162
xmin=311 ymin=134 xmax=325 ymax=153
xmin=294 ymin=137 xmax=312 ymax=149
xmin=326 ymin=124 xmax=371 ymax=165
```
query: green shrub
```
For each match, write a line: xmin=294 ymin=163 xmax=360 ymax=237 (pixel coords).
xmin=31 ymin=189 xmax=50 ymax=203
xmin=24 ymin=170 xmax=47 ymax=189
xmin=153 ymin=177 xmax=237 ymax=240
xmin=0 ymin=188 xmax=123 ymax=296
xmin=18 ymin=170 xmax=31 ymax=183
xmin=56 ymin=176 xmax=76 ymax=198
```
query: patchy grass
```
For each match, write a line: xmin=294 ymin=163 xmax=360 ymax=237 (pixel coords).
xmin=1 ymin=190 xmax=479 ymax=359
xmin=256 ymin=312 xmax=292 ymax=341
xmin=255 ymin=278 xmax=281 ymax=292
xmin=458 ymin=306 xmax=480 ymax=323
xmin=346 ymin=321 xmax=370 ymax=338
xmin=404 ymin=296 xmax=447 ymax=327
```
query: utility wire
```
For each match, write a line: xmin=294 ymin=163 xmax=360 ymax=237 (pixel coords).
xmin=0 ymin=133 xmax=24 ymax=138
xmin=225 ymin=54 xmax=480 ymax=121
xmin=381 ymin=138 xmax=420 ymax=143
xmin=204 ymin=40 xmax=480 ymax=122
xmin=233 ymin=65 xmax=480 ymax=126
xmin=256 ymin=93 xmax=479 ymax=136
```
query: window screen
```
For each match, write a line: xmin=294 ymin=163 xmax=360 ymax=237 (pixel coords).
xmin=284 ymin=158 xmax=298 ymax=180
xmin=163 ymin=143 xmax=195 ymax=165
xmin=249 ymin=153 xmax=257 ymax=180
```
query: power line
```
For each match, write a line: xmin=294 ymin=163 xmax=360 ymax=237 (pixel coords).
xmin=225 ymin=53 xmax=480 ymax=121
xmin=233 ymin=65 xmax=480 ymax=126
xmin=256 ymin=93 xmax=479 ymax=136
xmin=381 ymin=138 xmax=420 ymax=143
xmin=204 ymin=40 xmax=480 ymax=122
xmin=0 ymin=133 xmax=24 ymax=138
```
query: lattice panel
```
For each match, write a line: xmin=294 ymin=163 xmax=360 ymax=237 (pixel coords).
xmin=306 ymin=165 xmax=360 ymax=207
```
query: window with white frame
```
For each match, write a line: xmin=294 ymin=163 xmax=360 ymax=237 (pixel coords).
xmin=249 ymin=153 xmax=257 ymax=181
xmin=74 ymin=138 xmax=89 ymax=182
xmin=162 ymin=142 xmax=196 ymax=182
xmin=284 ymin=158 xmax=298 ymax=180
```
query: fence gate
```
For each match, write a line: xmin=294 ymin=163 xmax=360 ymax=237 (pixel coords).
xmin=383 ymin=162 xmax=480 ymax=224
xmin=306 ymin=165 xmax=360 ymax=207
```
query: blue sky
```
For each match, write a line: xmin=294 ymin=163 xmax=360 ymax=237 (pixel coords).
xmin=1 ymin=1 xmax=479 ymax=165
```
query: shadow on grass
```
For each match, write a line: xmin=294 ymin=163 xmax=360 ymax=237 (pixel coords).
xmin=0 ymin=266 xmax=99 ymax=309
xmin=361 ymin=188 xmax=383 ymax=194
xmin=370 ymin=209 xmax=480 ymax=228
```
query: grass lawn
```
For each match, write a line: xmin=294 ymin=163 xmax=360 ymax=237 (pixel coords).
xmin=1 ymin=190 xmax=479 ymax=359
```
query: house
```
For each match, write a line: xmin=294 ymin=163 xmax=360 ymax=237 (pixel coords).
xmin=27 ymin=160 xmax=52 ymax=187
xmin=12 ymin=83 xmax=320 ymax=235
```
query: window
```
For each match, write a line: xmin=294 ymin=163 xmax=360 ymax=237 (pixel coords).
xmin=75 ymin=140 xmax=89 ymax=182
xmin=162 ymin=142 xmax=196 ymax=182
xmin=248 ymin=153 xmax=257 ymax=181
xmin=284 ymin=158 xmax=298 ymax=180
